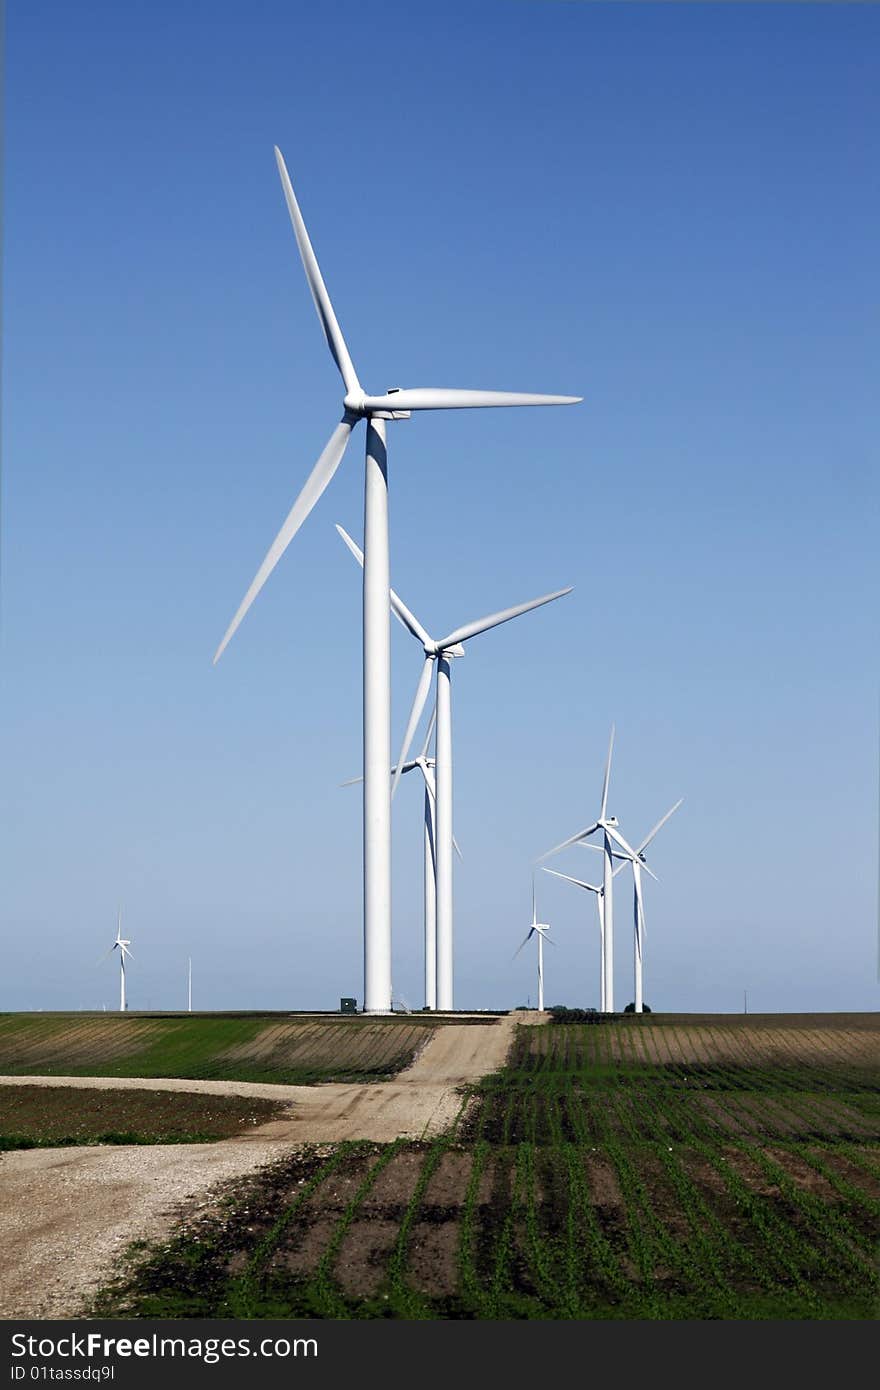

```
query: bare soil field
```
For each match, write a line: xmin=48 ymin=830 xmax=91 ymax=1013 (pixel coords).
xmin=0 ymin=1013 xmax=441 ymax=1084
xmin=0 ymin=1085 xmax=286 ymax=1149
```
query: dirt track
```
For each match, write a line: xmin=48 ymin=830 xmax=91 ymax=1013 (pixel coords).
xmin=0 ymin=1015 xmax=517 ymax=1318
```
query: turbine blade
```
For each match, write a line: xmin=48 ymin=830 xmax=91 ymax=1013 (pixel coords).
xmin=360 ymin=388 xmax=581 ymax=412
xmin=341 ymin=757 xmax=419 ymax=788
xmin=512 ymin=929 xmax=535 ymax=960
xmin=438 ymin=587 xmax=572 ymax=649
xmin=274 ymin=147 xmax=359 ymax=395
xmin=335 ymin=525 xmax=433 ymax=647
xmin=391 ymin=657 xmax=435 ymax=800
xmin=536 ymin=822 xmax=600 ymax=861
xmin=532 ymin=874 xmax=537 ymax=927
xmin=543 ymin=866 xmax=600 ymax=894
xmin=636 ymin=798 xmax=684 ymax=855
xmin=604 ymin=824 xmax=640 ymax=861
xmin=600 ymin=724 xmax=615 ymax=820
xmin=452 ymin=832 xmax=464 ymax=862
xmin=419 ymin=704 xmax=437 ymax=759
xmin=214 ymin=417 xmax=356 ymax=663
xmin=96 ymin=945 xmax=115 ymax=966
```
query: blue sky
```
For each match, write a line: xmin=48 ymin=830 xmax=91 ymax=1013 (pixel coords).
xmin=2 ymin=2 xmax=878 ymax=1014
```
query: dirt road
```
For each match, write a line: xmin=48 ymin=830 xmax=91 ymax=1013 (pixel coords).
xmin=0 ymin=1015 xmax=518 ymax=1318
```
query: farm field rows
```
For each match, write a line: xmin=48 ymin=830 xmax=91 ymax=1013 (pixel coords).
xmin=92 ymin=1014 xmax=880 ymax=1320
xmin=0 ymin=1014 xmax=438 ymax=1085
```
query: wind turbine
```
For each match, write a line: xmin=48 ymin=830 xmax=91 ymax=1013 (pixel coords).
xmin=537 ymin=727 xmax=641 ymax=1013
xmin=338 ymin=524 xmax=572 ymax=1010
xmin=606 ymin=799 xmax=683 ymax=1014
xmin=212 ymin=149 xmax=581 ymax=1016
xmin=341 ymin=707 xmax=463 ymax=1011
xmin=100 ymin=913 xmax=133 ymax=1013
xmin=513 ymin=878 xmax=554 ymax=1012
xmin=187 ymin=956 xmax=192 ymax=1013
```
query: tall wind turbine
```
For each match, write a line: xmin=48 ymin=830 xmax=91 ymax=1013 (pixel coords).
xmin=338 ymin=524 xmax=571 ymax=1010
xmin=187 ymin=956 xmax=192 ymax=1013
xmin=100 ymin=913 xmax=133 ymax=1013
xmin=607 ymin=799 xmax=683 ymax=1013
xmin=513 ymin=878 xmax=554 ymax=1012
xmin=341 ymin=708 xmax=463 ymax=1011
xmin=538 ymin=727 xmax=641 ymax=1013
xmin=212 ymin=149 xmax=581 ymax=1015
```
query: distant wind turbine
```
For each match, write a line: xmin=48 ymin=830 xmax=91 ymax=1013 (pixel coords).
xmin=537 ymin=727 xmax=641 ymax=1012
xmin=212 ymin=148 xmax=580 ymax=1015
xmin=99 ymin=912 xmax=133 ymax=1012
xmin=608 ymin=799 xmax=683 ymax=1013
xmin=338 ymin=523 xmax=571 ymax=1010
xmin=513 ymin=878 xmax=554 ymax=1012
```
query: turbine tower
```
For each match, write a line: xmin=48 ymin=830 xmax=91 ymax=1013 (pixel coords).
xmin=341 ymin=707 xmax=463 ymax=1011
xmin=538 ymin=728 xmax=640 ymax=1012
xmin=607 ymin=799 xmax=683 ymax=1013
xmin=212 ymin=150 xmax=580 ymax=1015
xmin=513 ymin=878 xmax=553 ymax=1012
xmin=338 ymin=524 xmax=571 ymax=1010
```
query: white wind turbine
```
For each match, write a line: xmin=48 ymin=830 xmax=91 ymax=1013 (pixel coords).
xmin=513 ymin=878 xmax=554 ymax=1013
xmin=337 ymin=524 xmax=572 ymax=1010
xmin=212 ymin=148 xmax=580 ymax=1016
xmin=537 ymin=727 xmax=641 ymax=1013
xmin=99 ymin=912 xmax=133 ymax=1013
xmin=605 ymin=799 xmax=683 ymax=1014
xmin=341 ymin=707 xmax=463 ymax=1011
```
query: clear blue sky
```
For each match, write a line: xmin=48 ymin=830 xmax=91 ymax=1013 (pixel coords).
xmin=2 ymin=2 xmax=877 ymax=1014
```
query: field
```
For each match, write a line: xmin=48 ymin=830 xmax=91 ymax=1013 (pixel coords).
xmin=90 ymin=1013 xmax=880 ymax=1320
xmin=0 ymin=1085 xmax=285 ymax=1150
xmin=0 ymin=1013 xmax=441 ymax=1085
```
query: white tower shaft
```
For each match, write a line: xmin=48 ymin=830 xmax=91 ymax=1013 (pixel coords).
xmin=362 ymin=418 xmax=392 ymax=1014
xmin=603 ymin=833 xmax=614 ymax=1013
xmin=424 ymin=785 xmax=437 ymax=1011
xmin=435 ymin=655 xmax=454 ymax=1010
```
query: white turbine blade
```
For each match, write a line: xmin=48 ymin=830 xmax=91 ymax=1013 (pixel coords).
xmin=214 ymin=417 xmax=355 ymax=664
xmin=577 ymin=841 xmax=605 ymax=853
xmin=438 ymin=587 xmax=572 ymax=649
xmin=512 ymin=928 xmax=536 ymax=960
xmin=421 ymin=762 xmax=437 ymax=804
xmin=536 ymin=821 xmax=600 ymax=861
xmin=120 ymin=945 xmax=133 ymax=960
xmin=335 ymin=525 xmax=433 ymax=647
xmin=391 ymin=657 xmax=435 ymax=800
xmin=453 ymin=832 xmax=464 ymax=862
xmin=419 ymin=704 xmax=437 ymax=759
xmin=341 ymin=757 xmax=418 ymax=788
xmin=600 ymin=724 xmax=615 ymax=820
xmin=633 ymin=862 xmax=645 ymax=938
xmin=96 ymin=944 xmax=116 ymax=966
xmin=531 ymin=875 xmax=537 ymax=927
xmin=360 ymin=388 xmax=581 ymax=412
xmin=543 ymin=866 xmax=601 ymax=894
xmin=274 ymin=148 xmax=359 ymax=395
xmin=636 ymin=798 xmax=684 ymax=855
